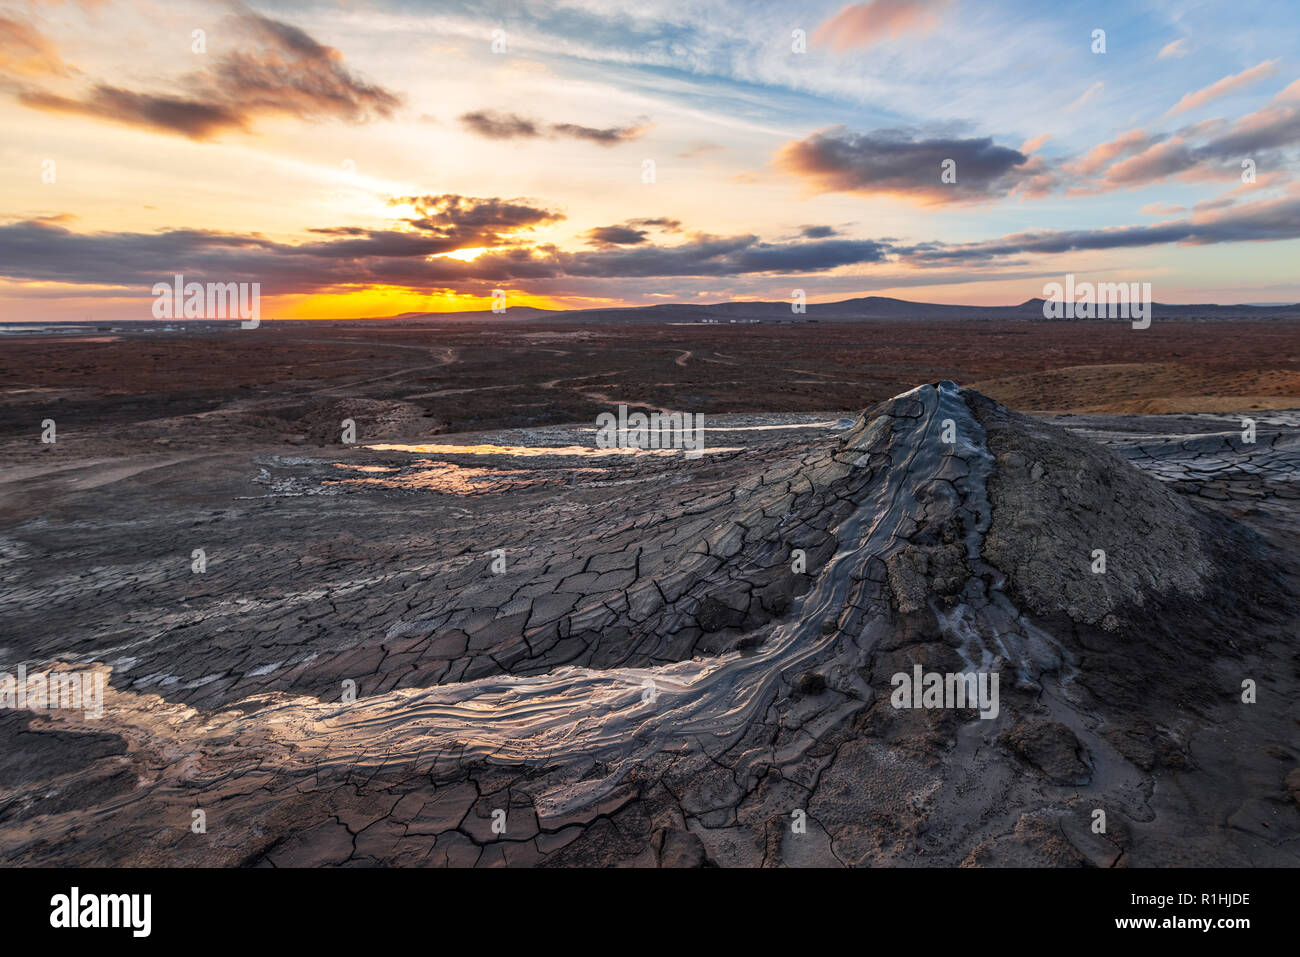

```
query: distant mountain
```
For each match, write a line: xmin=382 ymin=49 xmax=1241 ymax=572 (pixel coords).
xmin=466 ymin=296 xmax=1300 ymax=323
xmin=368 ymin=295 xmax=1300 ymax=324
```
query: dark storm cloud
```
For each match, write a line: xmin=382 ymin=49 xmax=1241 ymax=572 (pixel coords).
xmin=459 ymin=110 xmax=649 ymax=145
xmin=12 ymin=12 xmax=400 ymax=140
xmin=800 ymin=225 xmax=839 ymax=238
xmin=776 ymin=126 xmax=1030 ymax=204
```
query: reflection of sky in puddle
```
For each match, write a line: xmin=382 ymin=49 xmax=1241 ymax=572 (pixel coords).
xmin=332 ymin=440 xmax=747 ymax=494
xmin=330 ymin=461 xmax=552 ymax=493
xmin=328 ymin=460 xmax=611 ymax=494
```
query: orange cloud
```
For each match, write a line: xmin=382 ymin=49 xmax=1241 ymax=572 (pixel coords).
xmin=1067 ymin=128 xmax=1150 ymax=177
xmin=811 ymin=0 xmax=949 ymax=52
xmin=19 ymin=86 xmax=247 ymax=140
xmin=12 ymin=11 xmax=399 ymax=141
xmin=1020 ymin=134 xmax=1051 ymax=154
xmin=1164 ymin=59 xmax=1280 ymax=117
xmin=1273 ymin=78 xmax=1300 ymax=103
xmin=0 ymin=16 xmax=71 ymax=77
xmin=1157 ymin=39 xmax=1189 ymax=60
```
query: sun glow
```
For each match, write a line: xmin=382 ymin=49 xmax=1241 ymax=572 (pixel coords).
xmin=271 ymin=285 xmax=566 ymax=318
xmin=436 ymin=247 xmax=489 ymax=262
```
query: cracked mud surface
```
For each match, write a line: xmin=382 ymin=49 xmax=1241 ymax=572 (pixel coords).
xmin=1 ymin=373 xmax=1298 ymax=867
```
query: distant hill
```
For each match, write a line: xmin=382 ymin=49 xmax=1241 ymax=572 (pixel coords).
xmin=386 ymin=295 xmax=1300 ymax=323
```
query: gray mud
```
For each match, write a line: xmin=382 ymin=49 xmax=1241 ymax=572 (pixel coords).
xmin=0 ymin=387 xmax=1297 ymax=867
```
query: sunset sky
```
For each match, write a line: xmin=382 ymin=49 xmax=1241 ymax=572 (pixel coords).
xmin=3 ymin=0 xmax=1299 ymax=321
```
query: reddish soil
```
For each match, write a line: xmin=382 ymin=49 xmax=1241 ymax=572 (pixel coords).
xmin=2 ymin=318 xmax=1298 ymax=448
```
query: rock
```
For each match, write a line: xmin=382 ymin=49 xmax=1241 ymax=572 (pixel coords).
xmin=1000 ymin=719 xmax=1091 ymax=784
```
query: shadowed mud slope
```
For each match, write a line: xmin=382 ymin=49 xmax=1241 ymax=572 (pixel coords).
xmin=0 ymin=384 xmax=1297 ymax=867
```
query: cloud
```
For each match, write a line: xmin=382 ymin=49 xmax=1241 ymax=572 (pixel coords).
xmin=7 ymin=179 xmax=1300 ymax=300
xmin=898 ymin=187 xmax=1300 ymax=266
xmin=1064 ymin=81 xmax=1103 ymax=114
xmin=584 ymin=217 xmax=683 ymax=246
xmin=1019 ymin=134 xmax=1051 ymax=154
xmin=209 ymin=13 xmax=401 ymax=123
xmin=18 ymin=85 xmax=248 ymax=139
xmin=1164 ymin=59 xmax=1280 ymax=117
xmin=1139 ymin=202 xmax=1185 ymax=216
xmin=459 ymin=110 xmax=648 ymax=145
xmin=1192 ymin=195 xmax=1236 ymax=212
xmin=0 ymin=213 xmax=892 ymax=295
xmin=553 ymin=236 xmax=894 ymax=278
xmin=0 ymin=16 xmax=71 ymax=77
xmin=1067 ymin=128 xmax=1154 ymax=176
xmin=1204 ymin=84 xmax=1300 ymax=155
xmin=1039 ymin=75 xmax=1300 ymax=195
xmin=1098 ymin=136 xmax=1199 ymax=188
xmin=1276 ymin=79 xmax=1300 ymax=103
xmin=271 ymin=194 xmax=564 ymax=260
xmin=13 ymin=12 xmax=400 ymax=140
xmin=549 ymin=121 xmax=649 ymax=145
xmin=388 ymin=194 xmax=565 ymax=248
xmin=799 ymin=225 xmax=840 ymax=238
xmin=585 ymin=225 xmax=651 ymax=246
xmin=811 ymin=0 xmax=949 ymax=52
xmin=1063 ymin=81 xmax=1300 ymax=192
xmin=458 ymin=110 xmax=539 ymax=139
xmin=775 ymin=126 xmax=1029 ymax=205
xmin=1158 ymin=39 xmax=1189 ymax=60
xmin=627 ymin=217 xmax=682 ymax=230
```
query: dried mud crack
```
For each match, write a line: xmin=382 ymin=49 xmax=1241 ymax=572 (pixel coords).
xmin=1 ymin=384 xmax=1297 ymax=867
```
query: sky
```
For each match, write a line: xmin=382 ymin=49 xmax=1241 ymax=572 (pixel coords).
xmin=2 ymin=0 xmax=1299 ymax=320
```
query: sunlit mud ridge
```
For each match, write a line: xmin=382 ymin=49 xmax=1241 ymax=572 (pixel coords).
xmin=1 ymin=385 xmax=1297 ymax=867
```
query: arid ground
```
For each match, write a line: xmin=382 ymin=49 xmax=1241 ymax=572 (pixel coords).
xmin=1 ymin=318 xmax=1298 ymax=867
xmin=4 ymin=319 xmax=1300 ymax=453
